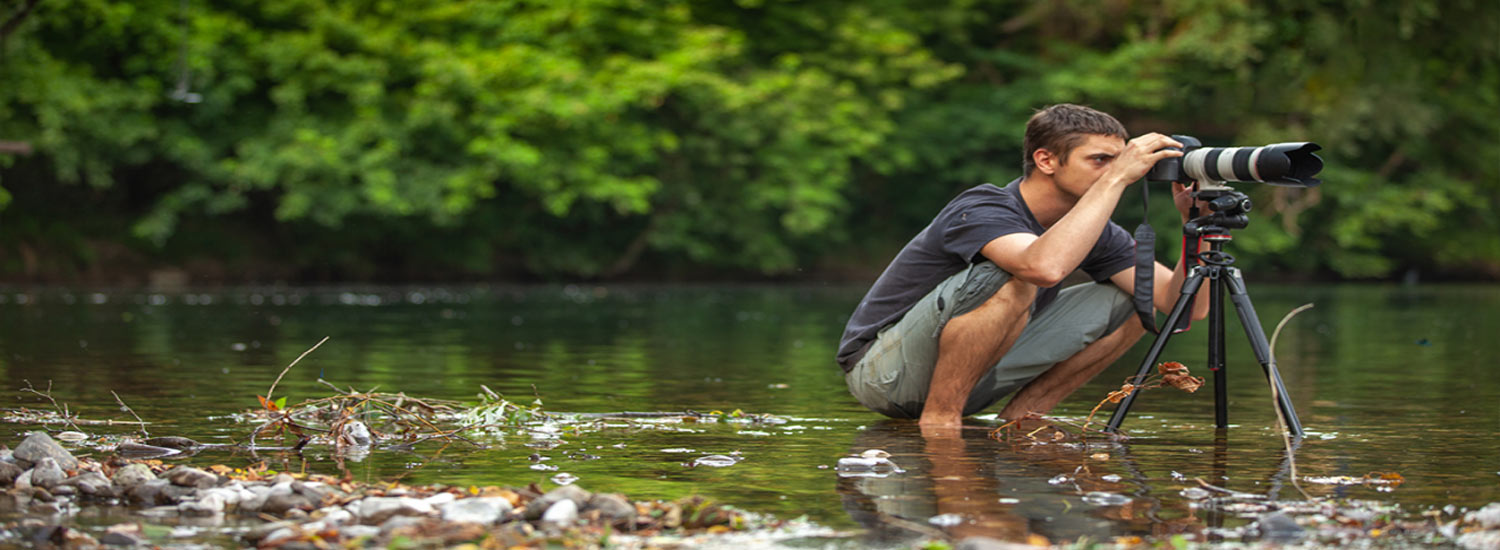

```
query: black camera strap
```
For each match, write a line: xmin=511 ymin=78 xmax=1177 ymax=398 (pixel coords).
xmin=1133 ymin=182 xmax=1201 ymax=335
xmin=1132 ymin=182 xmax=1158 ymax=334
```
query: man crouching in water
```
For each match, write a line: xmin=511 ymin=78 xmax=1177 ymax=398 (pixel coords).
xmin=836 ymin=104 xmax=1210 ymax=430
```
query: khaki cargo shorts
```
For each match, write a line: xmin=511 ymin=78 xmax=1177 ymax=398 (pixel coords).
xmin=845 ymin=261 xmax=1133 ymax=419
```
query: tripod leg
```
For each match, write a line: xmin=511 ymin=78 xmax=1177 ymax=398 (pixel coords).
xmin=1221 ymin=268 xmax=1305 ymax=436
xmin=1209 ymin=265 xmax=1227 ymax=427
xmin=1105 ymin=266 xmax=1208 ymax=433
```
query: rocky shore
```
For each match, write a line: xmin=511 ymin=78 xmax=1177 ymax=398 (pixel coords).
xmin=0 ymin=431 xmax=750 ymax=549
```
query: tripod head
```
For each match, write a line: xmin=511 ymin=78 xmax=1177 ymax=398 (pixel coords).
xmin=1184 ymin=184 xmax=1252 ymax=234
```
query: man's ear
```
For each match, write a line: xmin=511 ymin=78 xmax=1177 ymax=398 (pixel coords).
xmin=1033 ymin=148 xmax=1059 ymax=175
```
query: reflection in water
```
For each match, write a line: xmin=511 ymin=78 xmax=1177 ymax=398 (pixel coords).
xmin=2 ymin=284 xmax=1500 ymax=540
xmin=839 ymin=421 xmax=1115 ymax=545
xmin=837 ymin=421 xmax=1326 ymax=545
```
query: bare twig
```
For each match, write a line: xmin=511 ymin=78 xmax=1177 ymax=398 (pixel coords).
xmin=20 ymin=380 xmax=81 ymax=431
xmin=1195 ymin=477 xmax=1268 ymax=499
xmin=1269 ymin=303 xmax=1316 ymax=500
xmin=266 ymin=336 xmax=330 ymax=402
xmin=111 ymin=391 xmax=150 ymax=437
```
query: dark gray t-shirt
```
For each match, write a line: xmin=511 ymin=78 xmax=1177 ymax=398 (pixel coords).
xmin=835 ymin=180 xmax=1135 ymax=372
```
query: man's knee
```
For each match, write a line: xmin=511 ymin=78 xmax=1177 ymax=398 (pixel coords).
xmin=946 ymin=262 xmax=1036 ymax=322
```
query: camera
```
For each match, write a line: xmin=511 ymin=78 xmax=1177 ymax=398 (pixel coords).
xmin=1146 ymin=135 xmax=1323 ymax=187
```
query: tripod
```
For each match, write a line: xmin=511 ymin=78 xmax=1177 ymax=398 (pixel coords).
xmin=1105 ymin=187 xmax=1304 ymax=436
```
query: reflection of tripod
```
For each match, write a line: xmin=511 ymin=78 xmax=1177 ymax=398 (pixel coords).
xmin=1106 ymin=187 xmax=1304 ymax=435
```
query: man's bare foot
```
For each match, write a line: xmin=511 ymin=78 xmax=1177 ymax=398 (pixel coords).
xmin=918 ymin=411 xmax=964 ymax=439
xmin=918 ymin=421 xmax=962 ymax=439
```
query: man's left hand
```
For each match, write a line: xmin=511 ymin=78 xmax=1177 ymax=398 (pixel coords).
xmin=1172 ymin=182 xmax=1209 ymax=222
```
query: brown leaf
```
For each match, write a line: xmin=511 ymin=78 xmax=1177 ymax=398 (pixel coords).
xmin=1158 ymin=361 xmax=1188 ymax=376
xmin=1106 ymin=384 xmax=1136 ymax=403
xmin=1164 ymin=373 xmax=1204 ymax=393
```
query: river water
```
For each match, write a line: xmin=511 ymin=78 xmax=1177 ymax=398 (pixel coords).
xmin=0 ymin=283 xmax=1496 ymax=546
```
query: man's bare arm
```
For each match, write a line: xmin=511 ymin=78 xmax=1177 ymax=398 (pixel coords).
xmin=982 ymin=133 xmax=1183 ymax=286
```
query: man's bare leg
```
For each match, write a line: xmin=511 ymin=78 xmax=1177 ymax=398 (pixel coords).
xmin=918 ymin=280 xmax=1037 ymax=428
xmin=996 ymin=319 xmax=1145 ymax=420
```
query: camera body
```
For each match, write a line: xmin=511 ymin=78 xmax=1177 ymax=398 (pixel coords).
xmin=1146 ymin=134 xmax=1323 ymax=188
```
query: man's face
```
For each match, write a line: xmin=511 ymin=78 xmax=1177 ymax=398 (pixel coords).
xmin=1047 ymin=134 xmax=1126 ymax=198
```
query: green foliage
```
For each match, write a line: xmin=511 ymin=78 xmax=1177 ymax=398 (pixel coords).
xmin=1 ymin=0 xmax=1496 ymax=280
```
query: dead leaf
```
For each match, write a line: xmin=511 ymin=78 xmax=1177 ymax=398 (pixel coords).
xmin=1158 ymin=361 xmax=1188 ymax=375
xmin=1164 ymin=373 xmax=1204 ymax=393
xmin=1106 ymin=384 xmax=1136 ymax=403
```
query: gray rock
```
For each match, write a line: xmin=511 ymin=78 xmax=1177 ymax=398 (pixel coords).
xmin=440 ymin=497 xmax=512 ymax=525
xmin=1458 ymin=530 xmax=1500 ymax=550
xmin=293 ymin=481 xmax=336 ymax=503
xmin=955 ymin=537 xmax=1046 ymax=550
xmin=422 ymin=492 xmax=457 ymax=506
xmin=262 ymin=492 xmax=317 ymax=516
xmin=313 ymin=507 xmax=354 ymax=527
xmin=243 ymin=520 xmax=298 ymax=543
xmin=541 ymin=499 xmax=578 ymax=526
xmin=49 ymin=484 xmax=77 ymax=497
xmin=100 ymin=529 xmax=147 ymax=546
xmin=1256 ymin=511 xmax=1305 ymax=542
xmin=0 ymin=461 xmax=23 ymax=486
xmin=127 ymin=479 xmax=170 ymax=505
xmin=110 ymin=464 xmax=156 ymax=489
xmin=587 ymin=493 xmax=636 ymax=523
xmin=30 ymin=458 xmax=66 ymax=489
xmin=339 ymin=525 xmax=381 ymax=540
xmin=13 ymin=469 xmax=31 ymax=490
xmin=13 ymin=432 xmax=78 ymax=470
xmin=1467 ymin=502 xmax=1500 ymax=529
xmin=260 ymin=527 xmax=298 ymax=546
xmin=62 ymin=472 xmax=113 ymax=497
xmin=380 ymin=515 xmax=427 ymax=534
xmin=524 ymin=485 xmax=591 ymax=520
xmin=239 ymin=485 xmax=273 ymax=513
xmin=179 ymin=491 xmax=228 ymax=516
xmin=164 ymin=466 xmax=218 ymax=489
xmin=357 ymin=497 xmax=434 ymax=524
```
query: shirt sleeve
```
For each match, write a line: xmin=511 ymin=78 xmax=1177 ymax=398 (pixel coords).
xmin=1081 ymin=221 xmax=1136 ymax=282
xmin=940 ymin=203 xmax=1036 ymax=264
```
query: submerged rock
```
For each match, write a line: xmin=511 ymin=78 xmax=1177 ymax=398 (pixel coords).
xmin=142 ymin=436 xmax=199 ymax=450
xmin=1256 ymin=511 xmax=1305 ymax=542
xmin=13 ymin=432 xmax=78 ymax=470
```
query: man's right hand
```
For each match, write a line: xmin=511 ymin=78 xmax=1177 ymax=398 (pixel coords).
xmin=1100 ymin=132 xmax=1184 ymax=189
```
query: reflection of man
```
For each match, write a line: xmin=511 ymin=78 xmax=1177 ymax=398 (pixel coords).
xmin=836 ymin=104 xmax=1208 ymax=428
xmin=838 ymin=422 xmax=1114 ymax=544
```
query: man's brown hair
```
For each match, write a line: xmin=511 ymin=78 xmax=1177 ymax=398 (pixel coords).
xmin=1022 ymin=104 xmax=1129 ymax=176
